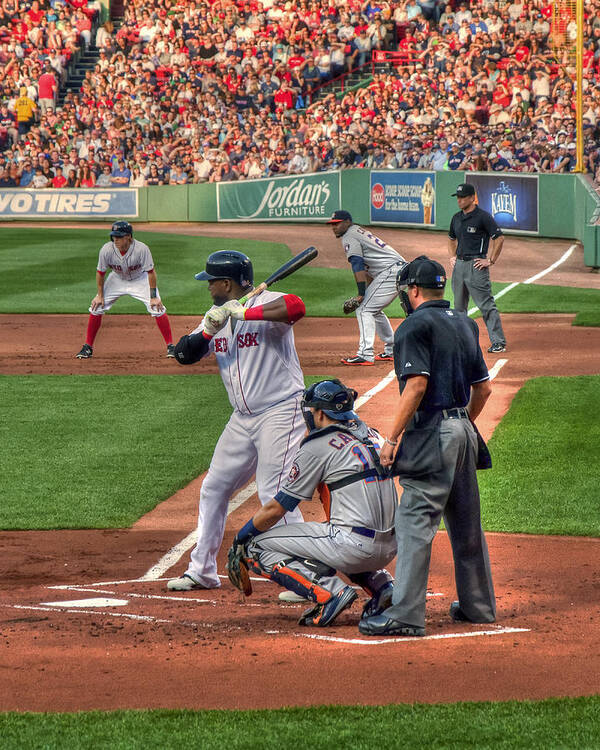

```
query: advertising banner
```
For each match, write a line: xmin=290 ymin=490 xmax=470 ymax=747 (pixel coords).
xmin=370 ymin=171 xmax=436 ymax=226
xmin=465 ymin=174 xmax=538 ymax=234
xmin=217 ymin=172 xmax=340 ymax=222
xmin=0 ymin=189 xmax=138 ymax=219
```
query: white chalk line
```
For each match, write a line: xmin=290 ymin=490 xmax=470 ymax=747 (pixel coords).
xmin=0 ymin=602 xmax=529 ymax=644
xmin=294 ymin=626 xmax=531 ymax=645
xmin=467 ymin=244 xmax=576 ymax=316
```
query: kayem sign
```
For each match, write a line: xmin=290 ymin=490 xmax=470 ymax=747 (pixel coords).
xmin=0 ymin=189 xmax=138 ymax=218
xmin=217 ymin=172 xmax=340 ymax=221
xmin=371 ymin=182 xmax=385 ymax=210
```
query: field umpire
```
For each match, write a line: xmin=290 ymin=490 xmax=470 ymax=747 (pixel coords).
xmin=448 ymin=183 xmax=507 ymax=354
xmin=359 ymin=255 xmax=496 ymax=637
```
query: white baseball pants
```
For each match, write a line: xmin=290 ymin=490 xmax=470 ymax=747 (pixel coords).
xmin=89 ymin=272 xmax=165 ymax=317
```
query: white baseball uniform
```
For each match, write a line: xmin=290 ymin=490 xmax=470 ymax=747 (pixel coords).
xmin=185 ymin=289 xmax=305 ymax=588
xmin=341 ymin=225 xmax=407 ymax=361
xmin=90 ymin=239 xmax=165 ymax=317
xmin=248 ymin=421 xmax=397 ymax=597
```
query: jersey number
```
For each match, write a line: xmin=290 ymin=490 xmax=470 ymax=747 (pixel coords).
xmin=352 ymin=446 xmax=376 ymax=483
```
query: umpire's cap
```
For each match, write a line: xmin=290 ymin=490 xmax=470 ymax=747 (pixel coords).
xmin=195 ymin=250 xmax=253 ymax=290
xmin=303 ymin=379 xmax=358 ymax=422
xmin=326 ymin=209 xmax=353 ymax=224
xmin=397 ymin=255 xmax=446 ymax=289
xmin=110 ymin=220 xmax=133 ymax=237
xmin=452 ymin=183 xmax=476 ymax=197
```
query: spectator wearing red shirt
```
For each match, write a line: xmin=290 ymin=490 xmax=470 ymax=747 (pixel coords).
xmin=38 ymin=61 xmax=58 ymax=115
xmin=52 ymin=171 xmax=68 ymax=188
xmin=274 ymin=80 xmax=295 ymax=110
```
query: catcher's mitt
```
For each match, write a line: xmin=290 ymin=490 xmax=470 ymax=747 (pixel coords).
xmin=343 ymin=296 xmax=362 ymax=315
xmin=227 ymin=543 xmax=252 ymax=596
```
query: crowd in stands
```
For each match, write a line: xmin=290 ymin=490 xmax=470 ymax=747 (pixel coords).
xmin=1 ymin=0 xmax=600 ymax=189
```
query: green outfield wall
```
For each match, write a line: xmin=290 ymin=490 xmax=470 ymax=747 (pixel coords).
xmin=1 ymin=171 xmax=598 ymax=266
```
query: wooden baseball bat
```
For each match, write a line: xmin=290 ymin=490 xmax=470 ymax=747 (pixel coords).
xmin=239 ymin=246 xmax=318 ymax=304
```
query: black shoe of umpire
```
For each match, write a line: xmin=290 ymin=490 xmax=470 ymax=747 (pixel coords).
xmin=358 ymin=614 xmax=425 ymax=637
xmin=449 ymin=601 xmax=496 ymax=624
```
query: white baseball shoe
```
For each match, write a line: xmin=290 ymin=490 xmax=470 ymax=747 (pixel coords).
xmin=278 ymin=590 xmax=308 ymax=603
xmin=167 ymin=573 xmax=203 ymax=591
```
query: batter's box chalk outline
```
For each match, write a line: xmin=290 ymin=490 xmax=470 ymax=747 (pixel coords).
xmin=292 ymin=626 xmax=531 ymax=645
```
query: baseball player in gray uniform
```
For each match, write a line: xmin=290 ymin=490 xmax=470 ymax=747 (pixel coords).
xmin=75 ymin=221 xmax=174 ymax=359
xmin=227 ymin=379 xmax=397 ymax=627
xmin=327 ymin=210 xmax=408 ymax=366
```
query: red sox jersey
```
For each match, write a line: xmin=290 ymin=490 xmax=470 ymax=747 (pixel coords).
xmin=341 ymin=224 xmax=406 ymax=278
xmin=193 ymin=290 xmax=304 ymax=415
xmin=97 ymin=239 xmax=154 ymax=281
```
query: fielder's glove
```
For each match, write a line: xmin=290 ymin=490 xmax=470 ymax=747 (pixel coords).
xmin=343 ymin=296 xmax=363 ymax=315
xmin=227 ymin=541 xmax=252 ymax=596
xmin=222 ymin=299 xmax=246 ymax=320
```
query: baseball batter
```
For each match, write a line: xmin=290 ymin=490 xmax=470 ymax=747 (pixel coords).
xmin=227 ymin=379 xmax=397 ymax=628
xmin=75 ymin=221 xmax=174 ymax=359
xmin=327 ymin=210 xmax=408 ymax=366
xmin=167 ymin=250 xmax=307 ymax=591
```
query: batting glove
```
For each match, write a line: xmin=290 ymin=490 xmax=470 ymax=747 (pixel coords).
xmin=202 ymin=305 xmax=229 ymax=335
xmin=223 ymin=299 xmax=246 ymax=320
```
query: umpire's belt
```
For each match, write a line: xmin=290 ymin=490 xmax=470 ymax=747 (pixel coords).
xmin=415 ymin=407 xmax=468 ymax=425
xmin=457 ymin=255 xmax=486 ymax=261
xmin=442 ymin=407 xmax=469 ymax=420
xmin=350 ymin=525 xmax=395 ymax=540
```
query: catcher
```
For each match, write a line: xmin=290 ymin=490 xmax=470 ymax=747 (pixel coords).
xmin=327 ymin=210 xmax=408 ymax=366
xmin=227 ymin=379 xmax=397 ymax=628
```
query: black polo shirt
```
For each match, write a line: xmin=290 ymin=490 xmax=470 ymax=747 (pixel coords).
xmin=393 ymin=300 xmax=489 ymax=412
xmin=448 ymin=205 xmax=502 ymax=259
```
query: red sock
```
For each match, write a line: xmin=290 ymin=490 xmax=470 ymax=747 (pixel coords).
xmin=154 ymin=313 xmax=173 ymax=345
xmin=85 ymin=314 xmax=103 ymax=346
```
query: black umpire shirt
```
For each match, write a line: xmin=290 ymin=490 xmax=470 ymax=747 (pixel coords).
xmin=393 ymin=300 xmax=489 ymax=413
xmin=449 ymin=205 xmax=502 ymax=259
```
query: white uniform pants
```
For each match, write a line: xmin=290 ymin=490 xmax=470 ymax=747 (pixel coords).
xmin=187 ymin=396 xmax=305 ymax=587
xmin=89 ymin=272 xmax=165 ymax=317
xmin=356 ymin=263 xmax=403 ymax=361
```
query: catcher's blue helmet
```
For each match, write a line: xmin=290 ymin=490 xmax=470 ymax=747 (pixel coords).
xmin=302 ymin=379 xmax=358 ymax=422
xmin=195 ymin=250 xmax=253 ymax=290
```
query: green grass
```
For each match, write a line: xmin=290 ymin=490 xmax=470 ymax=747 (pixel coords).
xmin=1 ymin=697 xmax=599 ymax=749
xmin=479 ymin=375 xmax=600 ymax=536
xmin=0 ymin=374 xmax=328 ymax=530
xmin=1 ymin=227 xmax=598 ymax=320
xmin=0 ymin=375 xmax=232 ymax=529
xmin=571 ymin=309 xmax=600 ymax=327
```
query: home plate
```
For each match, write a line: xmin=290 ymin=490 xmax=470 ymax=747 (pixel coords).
xmin=40 ymin=598 xmax=129 ymax=608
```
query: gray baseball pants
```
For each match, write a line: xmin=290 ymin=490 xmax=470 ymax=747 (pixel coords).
xmin=385 ymin=417 xmax=496 ymax=628
xmin=356 ymin=262 xmax=404 ymax=361
xmin=452 ymin=259 xmax=506 ymax=346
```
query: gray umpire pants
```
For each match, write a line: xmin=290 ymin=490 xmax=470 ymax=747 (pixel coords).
xmin=385 ymin=417 xmax=496 ymax=628
xmin=452 ymin=259 xmax=506 ymax=346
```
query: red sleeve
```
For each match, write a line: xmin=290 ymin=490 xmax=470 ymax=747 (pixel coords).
xmin=283 ymin=294 xmax=305 ymax=324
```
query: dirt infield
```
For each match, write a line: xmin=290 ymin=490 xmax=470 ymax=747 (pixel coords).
xmin=1 ymin=226 xmax=599 ymax=713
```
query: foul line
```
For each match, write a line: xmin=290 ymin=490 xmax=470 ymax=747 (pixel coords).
xmin=140 ymin=244 xmax=574 ymax=581
xmin=467 ymin=244 xmax=576 ymax=316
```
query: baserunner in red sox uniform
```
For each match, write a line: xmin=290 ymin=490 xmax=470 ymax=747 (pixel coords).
xmin=75 ymin=221 xmax=174 ymax=359
xmin=327 ymin=210 xmax=407 ymax=366
xmin=167 ymin=250 xmax=306 ymax=591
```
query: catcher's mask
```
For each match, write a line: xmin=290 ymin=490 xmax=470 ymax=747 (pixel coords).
xmin=195 ymin=250 xmax=253 ymax=290
xmin=396 ymin=255 xmax=446 ymax=316
xmin=301 ymin=379 xmax=358 ymax=432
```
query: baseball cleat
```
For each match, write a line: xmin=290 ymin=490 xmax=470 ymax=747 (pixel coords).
xmin=298 ymin=585 xmax=357 ymax=627
xmin=449 ymin=600 xmax=495 ymax=623
xmin=166 ymin=344 xmax=176 ymax=358
xmin=167 ymin=573 xmax=204 ymax=591
xmin=279 ymin=590 xmax=308 ymax=603
xmin=340 ymin=356 xmax=374 ymax=366
xmin=358 ymin=615 xmax=425 ymax=637
xmin=76 ymin=344 xmax=93 ymax=359
xmin=375 ymin=352 xmax=394 ymax=361
xmin=487 ymin=343 xmax=506 ymax=353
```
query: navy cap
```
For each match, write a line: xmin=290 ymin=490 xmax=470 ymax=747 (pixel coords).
xmin=326 ymin=209 xmax=353 ymax=224
xmin=398 ymin=255 xmax=446 ymax=289
xmin=452 ymin=183 xmax=475 ymax=197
